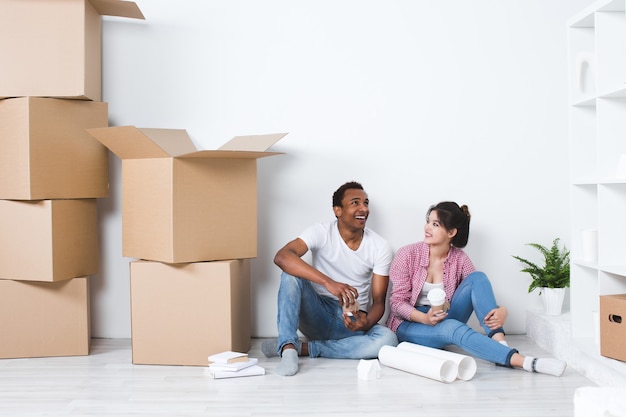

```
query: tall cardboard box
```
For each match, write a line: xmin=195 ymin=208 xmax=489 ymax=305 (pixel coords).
xmin=0 ymin=97 xmax=109 ymax=199
xmin=600 ymin=294 xmax=626 ymax=362
xmin=0 ymin=0 xmax=144 ymax=100
xmin=0 ymin=277 xmax=91 ymax=359
xmin=130 ymin=259 xmax=251 ymax=366
xmin=0 ymin=199 xmax=99 ymax=282
xmin=87 ymin=126 xmax=286 ymax=263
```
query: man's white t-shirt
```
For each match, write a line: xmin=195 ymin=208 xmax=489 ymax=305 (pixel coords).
xmin=298 ymin=220 xmax=394 ymax=311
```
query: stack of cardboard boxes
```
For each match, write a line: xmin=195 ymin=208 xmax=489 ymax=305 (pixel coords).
xmin=86 ymin=126 xmax=287 ymax=366
xmin=0 ymin=0 xmax=144 ymax=359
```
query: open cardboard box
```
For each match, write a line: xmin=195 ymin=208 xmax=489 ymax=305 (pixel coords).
xmin=0 ymin=97 xmax=109 ymax=199
xmin=0 ymin=0 xmax=144 ymax=100
xmin=87 ymin=126 xmax=287 ymax=263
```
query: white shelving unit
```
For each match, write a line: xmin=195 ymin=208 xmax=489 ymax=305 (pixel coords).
xmin=568 ymin=0 xmax=626 ymax=340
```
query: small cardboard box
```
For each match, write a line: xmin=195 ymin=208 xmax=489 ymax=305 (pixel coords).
xmin=87 ymin=126 xmax=286 ymax=263
xmin=0 ymin=199 xmax=99 ymax=282
xmin=0 ymin=0 xmax=144 ymax=100
xmin=0 ymin=97 xmax=109 ymax=200
xmin=600 ymin=294 xmax=626 ymax=362
xmin=130 ymin=259 xmax=251 ymax=366
xmin=0 ymin=277 xmax=91 ymax=359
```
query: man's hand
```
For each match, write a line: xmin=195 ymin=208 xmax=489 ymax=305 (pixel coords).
xmin=343 ymin=310 xmax=367 ymax=331
xmin=327 ymin=281 xmax=359 ymax=310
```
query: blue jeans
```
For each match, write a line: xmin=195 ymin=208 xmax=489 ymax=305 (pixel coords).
xmin=276 ymin=272 xmax=398 ymax=359
xmin=395 ymin=271 xmax=517 ymax=366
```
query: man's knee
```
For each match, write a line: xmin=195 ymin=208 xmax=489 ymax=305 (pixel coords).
xmin=279 ymin=272 xmax=304 ymax=294
xmin=370 ymin=325 xmax=399 ymax=350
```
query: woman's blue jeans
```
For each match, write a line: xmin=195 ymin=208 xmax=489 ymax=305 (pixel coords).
xmin=395 ymin=271 xmax=517 ymax=366
xmin=276 ymin=272 xmax=398 ymax=359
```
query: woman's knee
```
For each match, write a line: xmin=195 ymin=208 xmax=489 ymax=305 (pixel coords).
xmin=439 ymin=319 xmax=469 ymax=339
xmin=465 ymin=271 xmax=489 ymax=283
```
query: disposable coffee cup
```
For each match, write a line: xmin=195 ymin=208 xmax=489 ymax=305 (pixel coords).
xmin=427 ymin=288 xmax=447 ymax=312
xmin=342 ymin=300 xmax=360 ymax=315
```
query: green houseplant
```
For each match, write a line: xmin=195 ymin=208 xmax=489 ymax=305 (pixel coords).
xmin=512 ymin=238 xmax=570 ymax=315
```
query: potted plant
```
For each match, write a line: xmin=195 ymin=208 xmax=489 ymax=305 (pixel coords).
xmin=512 ymin=238 xmax=570 ymax=316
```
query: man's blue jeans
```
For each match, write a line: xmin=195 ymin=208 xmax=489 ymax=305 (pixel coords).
xmin=276 ymin=272 xmax=398 ymax=359
xmin=395 ymin=271 xmax=517 ymax=366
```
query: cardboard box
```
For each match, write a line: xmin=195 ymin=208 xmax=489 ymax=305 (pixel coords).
xmin=0 ymin=277 xmax=91 ymax=359
xmin=0 ymin=199 xmax=99 ymax=282
xmin=0 ymin=0 xmax=144 ymax=100
xmin=130 ymin=259 xmax=251 ymax=366
xmin=87 ymin=126 xmax=286 ymax=263
xmin=0 ymin=97 xmax=109 ymax=199
xmin=600 ymin=294 xmax=626 ymax=362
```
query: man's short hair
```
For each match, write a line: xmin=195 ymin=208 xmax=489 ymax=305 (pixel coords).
xmin=332 ymin=181 xmax=364 ymax=208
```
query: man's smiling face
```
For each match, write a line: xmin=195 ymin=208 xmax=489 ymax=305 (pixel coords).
xmin=334 ymin=188 xmax=369 ymax=230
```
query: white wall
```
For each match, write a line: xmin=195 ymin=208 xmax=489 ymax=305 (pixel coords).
xmin=93 ymin=0 xmax=596 ymax=339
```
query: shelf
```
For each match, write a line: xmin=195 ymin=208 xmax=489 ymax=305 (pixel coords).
xmin=578 ymin=262 xmax=626 ymax=277
xmin=569 ymin=0 xmax=626 ymax=28
xmin=570 ymin=96 xmax=596 ymax=107
xmin=568 ymin=0 xmax=626 ymax=339
xmin=599 ymin=85 xmax=626 ymax=98
xmin=598 ymin=178 xmax=626 ymax=184
xmin=573 ymin=259 xmax=598 ymax=269
xmin=600 ymin=265 xmax=626 ymax=277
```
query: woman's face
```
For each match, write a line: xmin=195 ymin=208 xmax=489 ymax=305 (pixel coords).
xmin=424 ymin=210 xmax=456 ymax=246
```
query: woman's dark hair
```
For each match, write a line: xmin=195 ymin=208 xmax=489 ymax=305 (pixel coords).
xmin=427 ymin=202 xmax=471 ymax=248
xmin=332 ymin=181 xmax=364 ymax=208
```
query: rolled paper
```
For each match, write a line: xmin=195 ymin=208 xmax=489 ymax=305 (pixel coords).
xmin=378 ymin=345 xmax=457 ymax=383
xmin=397 ymin=342 xmax=477 ymax=381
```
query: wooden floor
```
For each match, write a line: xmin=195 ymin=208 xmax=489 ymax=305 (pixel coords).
xmin=0 ymin=335 xmax=594 ymax=417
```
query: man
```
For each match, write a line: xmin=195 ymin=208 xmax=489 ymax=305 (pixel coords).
xmin=262 ymin=181 xmax=398 ymax=376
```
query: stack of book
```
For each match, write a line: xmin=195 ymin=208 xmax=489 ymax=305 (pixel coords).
xmin=206 ymin=351 xmax=265 ymax=379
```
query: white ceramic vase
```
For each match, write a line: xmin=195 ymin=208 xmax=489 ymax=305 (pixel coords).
xmin=541 ymin=287 xmax=566 ymax=316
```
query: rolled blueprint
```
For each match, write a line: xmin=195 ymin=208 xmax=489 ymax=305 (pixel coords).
xmin=397 ymin=342 xmax=477 ymax=381
xmin=378 ymin=345 xmax=457 ymax=383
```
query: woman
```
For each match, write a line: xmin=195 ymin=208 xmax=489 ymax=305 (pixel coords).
xmin=386 ymin=201 xmax=566 ymax=376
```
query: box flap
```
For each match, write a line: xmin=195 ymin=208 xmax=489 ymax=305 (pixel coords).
xmin=218 ymin=133 xmax=288 ymax=152
xmin=178 ymin=150 xmax=284 ymax=160
xmin=87 ymin=126 xmax=197 ymax=159
xmin=89 ymin=0 xmax=145 ymax=19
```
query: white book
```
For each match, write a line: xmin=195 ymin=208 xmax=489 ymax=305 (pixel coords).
xmin=207 ymin=351 xmax=248 ymax=365
xmin=206 ymin=364 xmax=265 ymax=379
xmin=209 ymin=357 xmax=258 ymax=372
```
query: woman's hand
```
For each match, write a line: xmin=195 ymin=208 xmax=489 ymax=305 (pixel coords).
xmin=484 ymin=306 xmax=508 ymax=330
xmin=411 ymin=307 xmax=447 ymax=325
xmin=425 ymin=307 xmax=447 ymax=325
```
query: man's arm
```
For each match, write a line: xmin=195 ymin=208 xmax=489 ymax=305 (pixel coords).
xmin=274 ymin=238 xmax=359 ymax=306
xmin=367 ymin=273 xmax=389 ymax=325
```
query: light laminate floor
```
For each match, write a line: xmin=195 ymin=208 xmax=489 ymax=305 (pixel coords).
xmin=0 ymin=335 xmax=594 ymax=417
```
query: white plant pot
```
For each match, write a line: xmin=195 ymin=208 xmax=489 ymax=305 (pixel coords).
xmin=541 ymin=287 xmax=566 ymax=316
